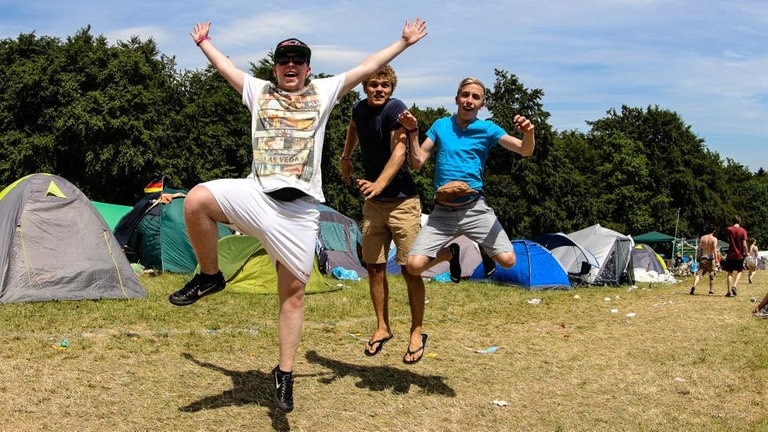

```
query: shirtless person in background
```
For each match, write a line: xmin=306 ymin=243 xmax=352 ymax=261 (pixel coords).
xmin=690 ymin=226 xmax=718 ymax=295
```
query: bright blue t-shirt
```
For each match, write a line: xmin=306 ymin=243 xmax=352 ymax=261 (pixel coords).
xmin=425 ymin=115 xmax=506 ymax=192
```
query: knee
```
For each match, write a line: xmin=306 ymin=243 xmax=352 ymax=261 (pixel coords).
xmin=496 ymin=252 xmax=516 ymax=269
xmin=405 ymin=256 xmax=423 ymax=276
xmin=184 ymin=185 xmax=210 ymax=214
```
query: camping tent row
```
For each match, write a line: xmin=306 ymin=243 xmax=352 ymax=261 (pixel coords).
xmin=106 ymin=186 xmax=669 ymax=290
xmin=536 ymin=224 xmax=675 ymax=286
xmin=0 ymin=173 xmax=368 ymax=302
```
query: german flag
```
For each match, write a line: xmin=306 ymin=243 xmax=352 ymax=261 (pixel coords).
xmin=144 ymin=177 xmax=164 ymax=194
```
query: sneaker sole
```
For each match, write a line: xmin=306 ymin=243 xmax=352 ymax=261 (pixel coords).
xmin=168 ymin=286 xmax=224 ymax=306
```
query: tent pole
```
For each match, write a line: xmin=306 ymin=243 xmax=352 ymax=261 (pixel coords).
xmin=673 ymin=208 xmax=680 ymax=256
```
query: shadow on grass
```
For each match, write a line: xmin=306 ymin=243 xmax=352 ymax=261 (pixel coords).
xmin=305 ymin=350 xmax=456 ymax=396
xmin=178 ymin=353 xmax=289 ymax=431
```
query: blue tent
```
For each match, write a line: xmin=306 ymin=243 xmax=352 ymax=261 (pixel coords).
xmin=472 ymin=239 xmax=572 ymax=290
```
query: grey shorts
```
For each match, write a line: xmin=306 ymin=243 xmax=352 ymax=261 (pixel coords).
xmin=408 ymin=197 xmax=512 ymax=258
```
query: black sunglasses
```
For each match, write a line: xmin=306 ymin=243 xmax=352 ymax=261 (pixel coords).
xmin=276 ymin=56 xmax=308 ymax=66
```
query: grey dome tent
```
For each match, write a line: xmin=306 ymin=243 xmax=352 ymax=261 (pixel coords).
xmin=0 ymin=173 xmax=146 ymax=303
xmin=568 ymin=224 xmax=635 ymax=285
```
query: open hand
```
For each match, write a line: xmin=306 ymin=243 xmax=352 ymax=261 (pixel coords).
xmin=401 ymin=18 xmax=428 ymax=46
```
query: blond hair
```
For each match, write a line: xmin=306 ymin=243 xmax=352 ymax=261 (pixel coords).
xmin=362 ymin=65 xmax=397 ymax=91
xmin=456 ymin=77 xmax=486 ymax=98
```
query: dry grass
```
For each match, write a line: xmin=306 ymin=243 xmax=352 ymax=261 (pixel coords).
xmin=1 ymin=271 xmax=767 ymax=432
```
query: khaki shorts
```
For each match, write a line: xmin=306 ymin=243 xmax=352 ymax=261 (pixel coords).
xmin=361 ymin=197 xmax=421 ymax=265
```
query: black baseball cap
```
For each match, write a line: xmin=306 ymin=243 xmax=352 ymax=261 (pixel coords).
xmin=273 ymin=38 xmax=311 ymax=63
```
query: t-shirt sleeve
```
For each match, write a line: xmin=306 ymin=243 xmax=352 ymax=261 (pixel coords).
xmin=387 ymin=99 xmax=408 ymax=129
xmin=242 ymin=75 xmax=270 ymax=110
xmin=488 ymin=121 xmax=508 ymax=147
xmin=426 ymin=118 xmax=444 ymax=143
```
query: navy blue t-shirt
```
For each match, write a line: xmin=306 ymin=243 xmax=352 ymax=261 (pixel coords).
xmin=352 ymin=98 xmax=418 ymax=198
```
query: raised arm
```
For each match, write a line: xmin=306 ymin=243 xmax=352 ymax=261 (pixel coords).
xmin=192 ymin=22 xmax=246 ymax=94
xmin=340 ymin=120 xmax=358 ymax=185
xmin=498 ymin=114 xmax=536 ymax=156
xmin=340 ymin=18 xmax=428 ymax=95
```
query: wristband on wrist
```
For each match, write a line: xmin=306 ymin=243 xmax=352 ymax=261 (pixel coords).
xmin=340 ymin=155 xmax=351 ymax=161
xmin=196 ymin=36 xmax=210 ymax=46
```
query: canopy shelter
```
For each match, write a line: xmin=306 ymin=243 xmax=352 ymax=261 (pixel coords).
xmin=632 ymin=231 xmax=675 ymax=258
xmin=632 ymin=231 xmax=675 ymax=243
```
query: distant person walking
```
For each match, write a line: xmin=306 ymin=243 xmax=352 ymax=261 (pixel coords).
xmin=690 ymin=226 xmax=718 ymax=295
xmin=746 ymin=238 xmax=758 ymax=284
xmin=723 ymin=215 xmax=748 ymax=297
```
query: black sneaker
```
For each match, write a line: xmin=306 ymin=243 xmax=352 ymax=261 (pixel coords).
xmin=449 ymin=243 xmax=461 ymax=283
xmin=479 ymin=246 xmax=496 ymax=278
xmin=168 ymin=272 xmax=225 ymax=306
xmin=689 ymin=286 xmax=695 ymax=295
xmin=272 ymin=366 xmax=294 ymax=413
xmin=731 ymin=286 xmax=738 ymax=296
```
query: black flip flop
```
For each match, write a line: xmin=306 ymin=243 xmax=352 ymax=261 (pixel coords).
xmin=403 ymin=333 xmax=428 ymax=365
xmin=364 ymin=334 xmax=393 ymax=357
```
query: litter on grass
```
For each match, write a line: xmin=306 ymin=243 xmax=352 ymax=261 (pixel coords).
xmin=348 ymin=332 xmax=368 ymax=342
xmin=474 ymin=346 xmax=499 ymax=354
xmin=626 ymin=312 xmax=637 ymax=317
xmin=492 ymin=399 xmax=509 ymax=407
xmin=527 ymin=298 xmax=542 ymax=305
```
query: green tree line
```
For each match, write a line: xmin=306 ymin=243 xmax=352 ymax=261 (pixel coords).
xmin=2 ymin=28 xmax=766 ymax=246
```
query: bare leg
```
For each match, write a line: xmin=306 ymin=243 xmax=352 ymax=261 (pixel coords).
xmin=493 ymin=250 xmax=517 ymax=269
xmin=402 ymin=267 xmax=426 ymax=362
xmin=184 ymin=185 xmax=230 ymax=275
xmin=276 ymin=262 xmax=305 ymax=372
xmin=732 ymin=270 xmax=744 ymax=292
xmin=405 ymin=246 xmax=453 ymax=276
xmin=365 ymin=263 xmax=392 ymax=354
xmin=754 ymin=292 xmax=768 ymax=315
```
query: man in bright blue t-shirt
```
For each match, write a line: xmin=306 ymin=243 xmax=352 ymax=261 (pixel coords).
xmin=397 ymin=76 xmax=535 ymax=363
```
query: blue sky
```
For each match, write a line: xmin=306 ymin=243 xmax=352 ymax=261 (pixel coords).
xmin=2 ymin=0 xmax=767 ymax=172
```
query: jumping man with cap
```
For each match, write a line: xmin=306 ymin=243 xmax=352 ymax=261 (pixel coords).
xmin=168 ymin=19 xmax=428 ymax=413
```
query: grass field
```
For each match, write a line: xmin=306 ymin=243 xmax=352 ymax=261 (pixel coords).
xmin=1 ymin=271 xmax=767 ymax=432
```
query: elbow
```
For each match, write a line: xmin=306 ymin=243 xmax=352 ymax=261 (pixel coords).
xmin=410 ymin=158 xmax=426 ymax=171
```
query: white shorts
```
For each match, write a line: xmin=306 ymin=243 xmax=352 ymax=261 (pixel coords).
xmin=202 ymin=178 xmax=319 ymax=284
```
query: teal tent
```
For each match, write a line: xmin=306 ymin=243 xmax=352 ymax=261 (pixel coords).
xmin=114 ymin=187 xmax=233 ymax=273
xmin=92 ymin=201 xmax=133 ymax=231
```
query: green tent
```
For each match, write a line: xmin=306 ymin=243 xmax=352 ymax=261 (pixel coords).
xmin=213 ymin=234 xmax=336 ymax=294
xmin=92 ymin=201 xmax=133 ymax=231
